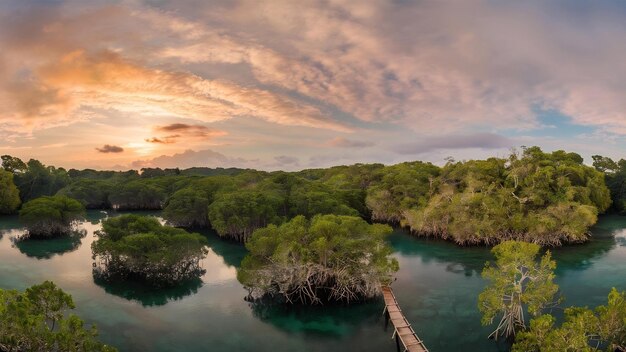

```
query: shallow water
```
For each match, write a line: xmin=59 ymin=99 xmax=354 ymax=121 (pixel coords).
xmin=0 ymin=211 xmax=624 ymax=351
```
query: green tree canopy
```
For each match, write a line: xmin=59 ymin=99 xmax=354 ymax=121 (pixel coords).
xmin=366 ymin=161 xmax=439 ymax=223
xmin=405 ymin=148 xmax=611 ymax=245
xmin=108 ymin=180 xmax=165 ymax=210
xmin=2 ymin=156 xmax=70 ymax=202
xmin=238 ymin=215 xmax=398 ymax=304
xmin=593 ymin=155 xmax=626 ymax=214
xmin=19 ymin=196 xmax=85 ymax=237
xmin=92 ymin=215 xmax=208 ymax=286
xmin=208 ymin=189 xmax=285 ymax=242
xmin=56 ymin=179 xmax=113 ymax=209
xmin=512 ymin=288 xmax=626 ymax=352
xmin=0 ymin=281 xmax=116 ymax=352
xmin=478 ymin=241 xmax=559 ymax=340
xmin=0 ymin=169 xmax=20 ymax=214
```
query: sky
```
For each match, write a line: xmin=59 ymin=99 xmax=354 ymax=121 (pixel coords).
xmin=1 ymin=0 xmax=625 ymax=171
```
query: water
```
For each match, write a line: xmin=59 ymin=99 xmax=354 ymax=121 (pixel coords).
xmin=0 ymin=211 xmax=625 ymax=352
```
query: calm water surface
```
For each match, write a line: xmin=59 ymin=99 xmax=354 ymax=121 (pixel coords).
xmin=1 ymin=211 xmax=625 ymax=352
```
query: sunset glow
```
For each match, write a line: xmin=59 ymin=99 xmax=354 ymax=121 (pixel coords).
xmin=1 ymin=0 xmax=625 ymax=169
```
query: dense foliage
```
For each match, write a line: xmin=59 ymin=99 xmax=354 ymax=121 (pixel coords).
xmin=238 ymin=215 xmax=398 ymax=304
xmin=366 ymin=161 xmax=439 ymax=223
xmin=56 ymin=179 xmax=113 ymax=209
xmin=478 ymin=241 xmax=559 ymax=340
xmin=2 ymin=155 xmax=70 ymax=202
xmin=512 ymin=288 xmax=626 ymax=352
xmin=0 ymin=281 xmax=116 ymax=352
xmin=404 ymin=147 xmax=611 ymax=245
xmin=92 ymin=215 xmax=208 ymax=286
xmin=593 ymin=155 xmax=626 ymax=214
xmin=1 ymin=146 xmax=614 ymax=246
xmin=108 ymin=180 xmax=165 ymax=210
xmin=19 ymin=196 xmax=85 ymax=237
xmin=0 ymin=169 xmax=20 ymax=214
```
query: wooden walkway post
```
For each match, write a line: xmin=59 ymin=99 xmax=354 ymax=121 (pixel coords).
xmin=381 ymin=286 xmax=429 ymax=352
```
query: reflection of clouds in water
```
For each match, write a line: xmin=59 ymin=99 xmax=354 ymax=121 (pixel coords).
xmin=201 ymin=248 xmax=238 ymax=283
xmin=614 ymin=229 xmax=626 ymax=247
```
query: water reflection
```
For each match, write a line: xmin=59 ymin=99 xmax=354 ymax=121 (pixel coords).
xmin=197 ymin=229 xmax=247 ymax=268
xmin=551 ymin=217 xmax=621 ymax=273
xmin=11 ymin=230 xmax=87 ymax=259
xmin=388 ymin=229 xmax=490 ymax=277
xmin=93 ymin=274 xmax=204 ymax=307
xmin=248 ymin=298 xmax=383 ymax=337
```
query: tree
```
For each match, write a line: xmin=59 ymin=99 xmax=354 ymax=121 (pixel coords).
xmin=208 ymin=189 xmax=285 ymax=242
xmin=108 ymin=180 xmax=165 ymax=210
xmin=19 ymin=196 xmax=85 ymax=237
xmin=162 ymin=188 xmax=210 ymax=227
xmin=238 ymin=215 xmax=399 ymax=304
xmin=0 ymin=281 xmax=116 ymax=352
xmin=366 ymin=161 xmax=439 ymax=223
xmin=1 ymin=155 xmax=27 ymax=173
xmin=92 ymin=215 xmax=208 ymax=286
xmin=0 ymin=169 xmax=20 ymax=214
xmin=56 ymin=179 xmax=113 ymax=209
xmin=9 ymin=158 xmax=70 ymax=202
xmin=478 ymin=241 xmax=559 ymax=340
xmin=288 ymin=180 xmax=359 ymax=218
xmin=405 ymin=148 xmax=611 ymax=245
xmin=593 ymin=155 xmax=626 ymax=214
xmin=512 ymin=288 xmax=626 ymax=351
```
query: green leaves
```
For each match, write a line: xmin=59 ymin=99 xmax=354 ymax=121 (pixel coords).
xmin=405 ymin=147 xmax=610 ymax=245
xmin=478 ymin=241 xmax=559 ymax=340
xmin=19 ymin=195 xmax=85 ymax=237
xmin=0 ymin=281 xmax=116 ymax=352
xmin=512 ymin=288 xmax=626 ymax=352
xmin=0 ymin=168 xmax=20 ymax=214
xmin=238 ymin=215 xmax=398 ymax=304
xmin=92 ymin=215 xmax=208 ymax=286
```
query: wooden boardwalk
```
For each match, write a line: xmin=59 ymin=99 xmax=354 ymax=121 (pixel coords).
xmin=382 ymin=286 xmax=429 ymax=352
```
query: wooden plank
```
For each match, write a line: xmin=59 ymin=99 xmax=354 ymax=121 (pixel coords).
xmin=382 ymin=285 xmax=429 ymax=352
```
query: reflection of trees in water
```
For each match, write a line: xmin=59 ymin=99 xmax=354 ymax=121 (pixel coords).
xmin=11 ymin=230 xmax=87 ymax=259
xmin=247 ymin=296 xmax=382 ymax=337
xmin=552 ymin=227 xmax=617 ymax=273
xmin=388 ymin=229 xmax=490 ymax=277
xmin=196 ymin=228 xmax=247 ymax=268
xmin=389 ymin=224 xmax=621 ymax=277
xmin=92 ymin=272 xmax=203 ymax=307
xmin=85 ymin=210 xmax=109 ymax=224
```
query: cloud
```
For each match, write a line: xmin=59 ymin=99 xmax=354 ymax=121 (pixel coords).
xmin=146 ymin=123 xmax=227 ymax=143
xmin=96 ymin=144 xmax=124 ymax=153
xmin=155 ymin=123 xmax=226 ymax=137
xmin=131 ymin=148 xmax=255 ymax=169
xmin=4 ymin=0 xmax=626 ymax=169
xmin=327 ymin=137 xmax=375 ymax=148
xmin=145 ymin=137 xmax=177 ymax=144
xmin=0 ymin=5 xmax=352 ymax=133
xmin=273 ymin=155 xmax=299 ymax=165
xmin=394 ymin=133 xmax=514 ymax=155
xmin=150 ymin=0 xmax=626 ymax=134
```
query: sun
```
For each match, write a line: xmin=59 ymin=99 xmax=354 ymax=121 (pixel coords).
xmin=126 ymin=141 xmax=156 ymax=156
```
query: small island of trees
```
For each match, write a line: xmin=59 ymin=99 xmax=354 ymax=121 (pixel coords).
xmin=92 ymin=215 xmax=208 ymax=286
xmin=19 ymin=195 xmax=85 ymax=237
xmin=237 ymin=215 xmax=399 ymax=304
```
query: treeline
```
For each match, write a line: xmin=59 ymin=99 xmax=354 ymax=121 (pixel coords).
xmin=0 ymin=146 xmax=620 ymax=245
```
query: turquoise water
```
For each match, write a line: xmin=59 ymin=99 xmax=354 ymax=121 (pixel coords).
xmin=0 ymin=211 xmax=625 ymax=351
